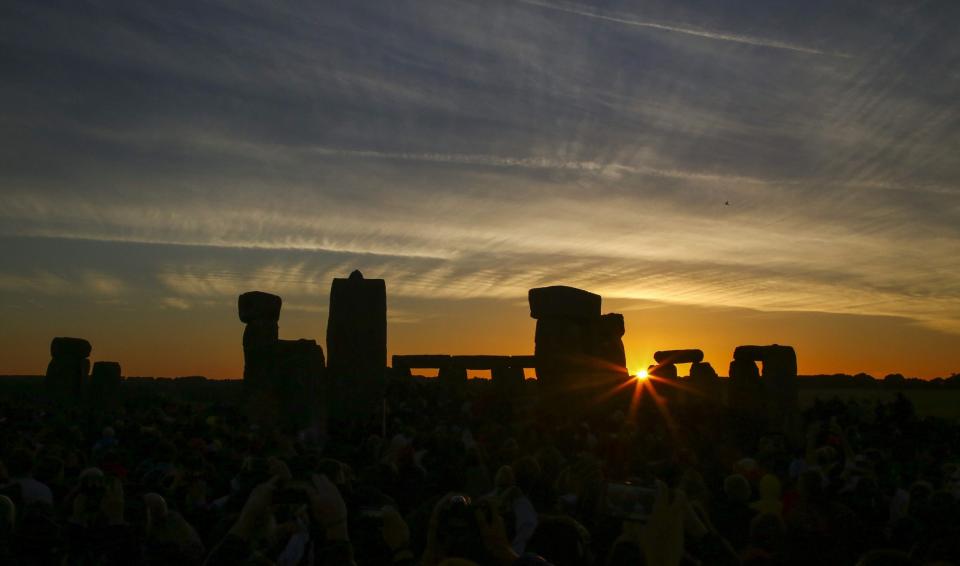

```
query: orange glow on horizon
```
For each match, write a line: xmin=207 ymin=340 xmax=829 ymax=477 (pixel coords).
xmin=2 ymin=291 xmax=958 ymax=380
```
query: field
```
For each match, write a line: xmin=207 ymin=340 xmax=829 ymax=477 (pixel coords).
xmin=799 ymin=387 xmax=960 ymax=420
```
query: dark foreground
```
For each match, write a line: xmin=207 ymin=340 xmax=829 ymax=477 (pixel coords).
xmin=0 ymin=376 xmax=958 ymax=566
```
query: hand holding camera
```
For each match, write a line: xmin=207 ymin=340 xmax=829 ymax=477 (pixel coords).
xmin=423 ymin=493 xmax=516 ymax=566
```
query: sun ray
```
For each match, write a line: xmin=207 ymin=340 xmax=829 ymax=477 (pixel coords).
xmin=644 ymin=378 xmax=680 ymax=437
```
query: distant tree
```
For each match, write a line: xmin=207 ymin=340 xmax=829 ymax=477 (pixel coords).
xmin=883 ymin=373 xmax=906 ymax=386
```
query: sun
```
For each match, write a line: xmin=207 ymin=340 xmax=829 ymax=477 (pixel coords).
xmin=635 ymin=369 xmax=648 ymax=380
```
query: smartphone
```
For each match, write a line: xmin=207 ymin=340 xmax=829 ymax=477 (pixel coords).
xmin=357 ymin=505 xmax=385 ymax=520
xmin=604 ymin=481 xmax=657 ymax=522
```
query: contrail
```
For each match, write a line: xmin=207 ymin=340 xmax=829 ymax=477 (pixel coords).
xmin=518 ymin=0 xmax=850 ymax=58
xmin=302 ymin=146 xmax=787 ymax=185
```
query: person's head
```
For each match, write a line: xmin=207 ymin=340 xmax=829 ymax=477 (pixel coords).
xmin=723 ymin=474 xmax=751 ymax=503
xmin=495 ymin=465 xmax=516 ymax=490
xmin=512 ymin=457 xmax=542 ymax=494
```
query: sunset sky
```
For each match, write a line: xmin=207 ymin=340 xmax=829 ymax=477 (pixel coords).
xmin=1 ymin=1 xmax=959 ymax=379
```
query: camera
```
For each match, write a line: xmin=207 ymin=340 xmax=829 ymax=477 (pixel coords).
xmin=435 ymin=494 xmax=494 ymax=563
xmin=603 ymin=481 xmax=657 ymax=522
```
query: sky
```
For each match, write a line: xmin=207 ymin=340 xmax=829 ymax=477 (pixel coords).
xmin=1 ymin=0 xmax=959 ymax=379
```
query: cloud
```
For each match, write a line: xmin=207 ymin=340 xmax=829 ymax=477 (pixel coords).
xmin=0 ymin=272 xmax=71 ymax=295
xmin=161 ymin=297 xmax=191 ymax=310
xmin=0 ymin=0 xmax=958 ymax=346
xmin=159 ymin=262 xmax=339 ymax=300
xmin=130 ymin=235 xmax=960 ymax=334
xmin=0 ymin=270 xmax=127 ymax=297
xmin=83 ymin=271 xmax=125 ymax=296
xmin=517 ymin=0 xmax=851 ymax=58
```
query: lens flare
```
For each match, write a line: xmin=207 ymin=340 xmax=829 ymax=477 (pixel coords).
xmin=635 ymin=369 xmax=648 ymax=380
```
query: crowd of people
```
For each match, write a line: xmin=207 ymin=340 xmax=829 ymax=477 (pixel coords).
xmin=1 ymin=376 xmax=958 ymax=565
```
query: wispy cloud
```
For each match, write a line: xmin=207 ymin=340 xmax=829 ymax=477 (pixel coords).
xmin=82 ymin=271 xmax=126 ymax=296
xmin=1 ymin=0 xmax=958 ymax=377
xmin=161 ymin=297 xmax=191 ymax=310
xmin=517 ymin=0 xmax=851 ymax=58
xmin=0 ymin=272 xmax=71 ymax=295
xmin=0 ymin=270 xmax=127 ymax=297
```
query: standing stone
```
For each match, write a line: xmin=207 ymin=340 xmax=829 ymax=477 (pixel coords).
xmin=239 ymin=291 xmax=282 ymax=323
xmin=509 ymin=355 xmax=536 ymax=369
xmin=728 ymin=357 xmax=764 ymax=414
xmin=327 ymin=270 xmax=387 ymax=378
xmin=758 ymin=345 xmax=799 ymax=437
xmin=688 ymin=361 xmax=720 ymax=404
xmin=45 ymin=337 xmax=91 ymax=401
xmin=274 ymin=339 xmax=326 ymax=430
xmin=648 ymin=363 xmax=680 ymax=406
xmin=238 ymin=291 xmax=282 ymax=426
xmin=529 ymin=286 xmax=601 ymax=319
xmin=589 ymin=313 xmax=628 ymax=374
xmin=654 ymin=349 xmax=704 ymax=365
xmin=732 ymin=345 xmax=767 ymax=363
xmin=438 ymin=365 xmax=467 ymax=385
xmin=534 ymin=317 xmax=588 ymax=386
xmin=451 ymin=355 xmax=513 ymax=370
xmin=238 ymin=291 xmax=327 ymax=432
xmin=238 ymin=292 xmax=281 ymax=390
xmin=689 ymin=361 xmax=717 ymax=381
xmin=50 ymin=337 xmax=92 ymax=359
xmin=648 ymin=363 xmax=679 ymax=380
xmin=530 ymin=286 xmax=619 ymax=385
xmin=392 ymin=354 xmax=452 ymax=378
xmin=327 ymin=270 xmax=387 ymax=418
xmin=530 ymin=286 xmax=629 ymax=414
xmin=89 ymin=361 xmax=122 ymax=407
xmin=731 ymin=346 xmax=798 ymax=432
xmin=492 ymin=365 xmax=525 ymax=393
